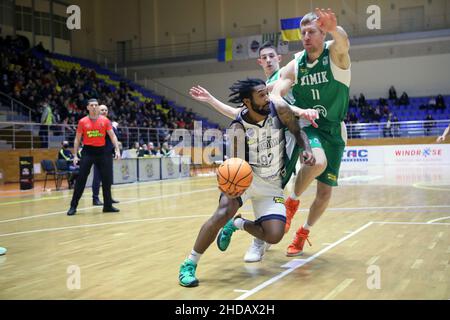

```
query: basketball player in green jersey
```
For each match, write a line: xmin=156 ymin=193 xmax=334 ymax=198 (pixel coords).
xmin=271 ymin=8 xmax=351 ymax=256
xmin=189 ymin=42 xmax=319 ymax=263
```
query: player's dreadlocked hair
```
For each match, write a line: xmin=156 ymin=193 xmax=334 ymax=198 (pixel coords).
xmin=228 ymin=78 xmax=266 ymax=105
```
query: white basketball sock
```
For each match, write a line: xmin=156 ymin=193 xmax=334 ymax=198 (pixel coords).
xmin=188 ymin=249 xmax=202 ymax=264
xmin=233 ymin=217 xmax=245 ymax=230
xmin=303 ymin=222 xmax=312 ymax=230
xmin=290 ymin=192 xmax=300 ymax=200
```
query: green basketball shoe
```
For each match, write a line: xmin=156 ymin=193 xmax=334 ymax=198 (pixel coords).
xmin=216 ymin=216 xmax=240 ymax=252
xmin=179 ymin=259 xmax=199 ymax=287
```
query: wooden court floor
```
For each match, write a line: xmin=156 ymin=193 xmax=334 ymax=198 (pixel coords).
xmin=0 ymin=165 xmax=449 ymax=300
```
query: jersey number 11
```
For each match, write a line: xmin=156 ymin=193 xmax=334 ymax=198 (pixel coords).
xmin=311 ymin=89 xmax=320 ymax=100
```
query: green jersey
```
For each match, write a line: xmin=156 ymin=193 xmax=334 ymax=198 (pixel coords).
xmin=292 ymin=41 xmax=350 ymax=130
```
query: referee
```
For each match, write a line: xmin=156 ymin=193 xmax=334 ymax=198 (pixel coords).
xmin=67 ymin=99 xmax=121 ymax=216
xmin=92 ymin=105 xmax=120 ymax=206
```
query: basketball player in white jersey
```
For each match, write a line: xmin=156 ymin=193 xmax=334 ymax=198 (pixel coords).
xmin=188 ymin=43 xmax=319 ymax=263
xmin=179 ymin=78 xmax=315 ymax=287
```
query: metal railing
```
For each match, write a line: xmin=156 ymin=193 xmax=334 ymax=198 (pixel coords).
xmin=346 ymin=119 xmax=449 ymax=140
xmin=0 ymin=92 xmax=34 ymax=123
xmin=0 ymin=119 xmax=448 ymax=150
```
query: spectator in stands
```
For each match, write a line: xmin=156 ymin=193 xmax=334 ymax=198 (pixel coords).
xmin=148 ymin=142 xmax=158 ymax=156
xmin=39 ymin=102 xmax=54 ymax=148
xmin=1 ymin=39 xmax=218 ymax=133
xmin=378 ymin=97 xmax=388 ymax=107
xmin=392 ymin=115 xmax=400 ymax=137
xmin=424 ymin=114 xmax=435 ymax=136
xmin=383 ymin=113 xmax=393 ymax=138
xmin=34 ymin=41 xmax=49 ymax=54
xmin=373 ymin=105 xmax=382 ymax=122
xmin=388 ymin=86 xmax=397 ymax=101
xmin=58 ymin=140 xmax=74 ymax=162
xmin=382 ymin=104 xmax=390 ymax=116
xmin=348 ymin=96 xmax=357 ymax=109
xmin=427 ymin=96 xmax=436 ymax=110
xmin=358 ymin=93 xmax=366 ymax=108
xmin=436 ymin=94 xmax=446 ymax=111
xmin=57 ymin=140 xmax=79 ymax=187
xmin=348 ymin=112 xmax=358 ymax=123
xmin=137 ymin=143 xmax=150 ymax=157
xmin=398 ymin=91 xmax=409 ymax=106
xmin=160 ymin=142 xmax=173 ymax=157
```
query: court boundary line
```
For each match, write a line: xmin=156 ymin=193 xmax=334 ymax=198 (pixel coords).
xmin=0 ymin=187 xmax=217 ymax=224
xmin=235 ymin=219 xmax=450 ymax=300
xmin=234 ymin=221 xmax=374 ymax=300
xmin=0 ymin=175 xmax=214 ymax=203
xmin=426 ymin=216 xmax=450 ymax=224
xmin=0 ymin=214 xmax=211 ymax=237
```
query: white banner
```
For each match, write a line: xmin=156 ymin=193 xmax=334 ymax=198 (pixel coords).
xmin=161 ymin=157 xmax=181 ymax=180
xmin=232 ymin=37 xmax=248 ymax=60
xmin=138 ymin=158 xmax=161 ymax=182
xmin=383 ymin=144 xmax=450 ymax=165
xmin=340 ymin=144 xmax=450 ymax=169
xmin=247 ymin=35 xmax=263 ymax=58
xmin=340 ymin=146 xmax=384 ymax=168
xmin=113 ymin=159 xmax=137 ymax=184
xmin=180 ymin=156 xmax=191 ymax=177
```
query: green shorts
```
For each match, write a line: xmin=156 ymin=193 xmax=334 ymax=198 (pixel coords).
xmin=303 ymin=125 xmax=346 ymax=187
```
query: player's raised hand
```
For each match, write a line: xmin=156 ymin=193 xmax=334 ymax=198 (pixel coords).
xmin=315 ymin=8 xmax=337 ymax=33
xmin=189 ymin=85 xmax=213 ymax=103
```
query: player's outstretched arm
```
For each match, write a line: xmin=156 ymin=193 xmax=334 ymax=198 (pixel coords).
xmin=189 ymin=85 xmax=241 ymax=119
xmin=271 ymin=59 xmax=296 ymax=99
xmin=436 ymin=124 xmax=450 ymax=143
xmin=315 ymin=8 xmax=350 ymax=69
xmin=275 ymin=100 xmax=315 ymax=166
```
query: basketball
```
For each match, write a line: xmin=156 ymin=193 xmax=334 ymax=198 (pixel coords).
xmin=216 ymin=158 xmax=253 ymax=195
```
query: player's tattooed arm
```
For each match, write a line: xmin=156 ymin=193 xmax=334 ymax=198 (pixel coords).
xmin=190 ymin=85 xmax=242 ymax=119
xmin=275 ymin=101 xmax=316 ymax=166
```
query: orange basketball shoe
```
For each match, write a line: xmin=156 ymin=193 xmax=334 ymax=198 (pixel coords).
xmin=286 ymin=227 xmax=311 ymax=257
xmin=284 ymin=197 xmax=300 ymax=233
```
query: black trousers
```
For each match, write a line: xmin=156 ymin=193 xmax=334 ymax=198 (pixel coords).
xmin=70 ymin=146 xmax=112 ymax=208
xmin=92 ymin=151 xmax=114 ymax=201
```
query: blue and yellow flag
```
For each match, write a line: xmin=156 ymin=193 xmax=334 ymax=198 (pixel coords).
xmin=218 ymin=38 xmax=233 ymax=62
xmin=280 ymin=17 xmax=302 ymax=41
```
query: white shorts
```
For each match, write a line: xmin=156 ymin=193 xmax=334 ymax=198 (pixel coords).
xmin=240 ymin=174 xmax=286 ymax=224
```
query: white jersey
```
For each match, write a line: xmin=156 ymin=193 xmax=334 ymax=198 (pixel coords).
xmin=234 ymin=102 xmax=286 ymax=187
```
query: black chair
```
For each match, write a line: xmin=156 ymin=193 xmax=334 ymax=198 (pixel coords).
xmin=41 ymin=159 xmax=68 ymax=191
xmin=41 ymin=159 xmax=58 ymax=190
xmin=55 ymin=159 xmax=73 ymax=190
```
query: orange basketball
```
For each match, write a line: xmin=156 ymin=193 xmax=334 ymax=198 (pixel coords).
xmin=216 ymin=158 xmax=253 ymax=195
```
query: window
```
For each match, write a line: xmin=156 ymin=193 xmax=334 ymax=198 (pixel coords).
xmin=41 ymin=12 xmax=50 ymax=36
xmin=14 ymin=4 xmax=70 ymax=40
